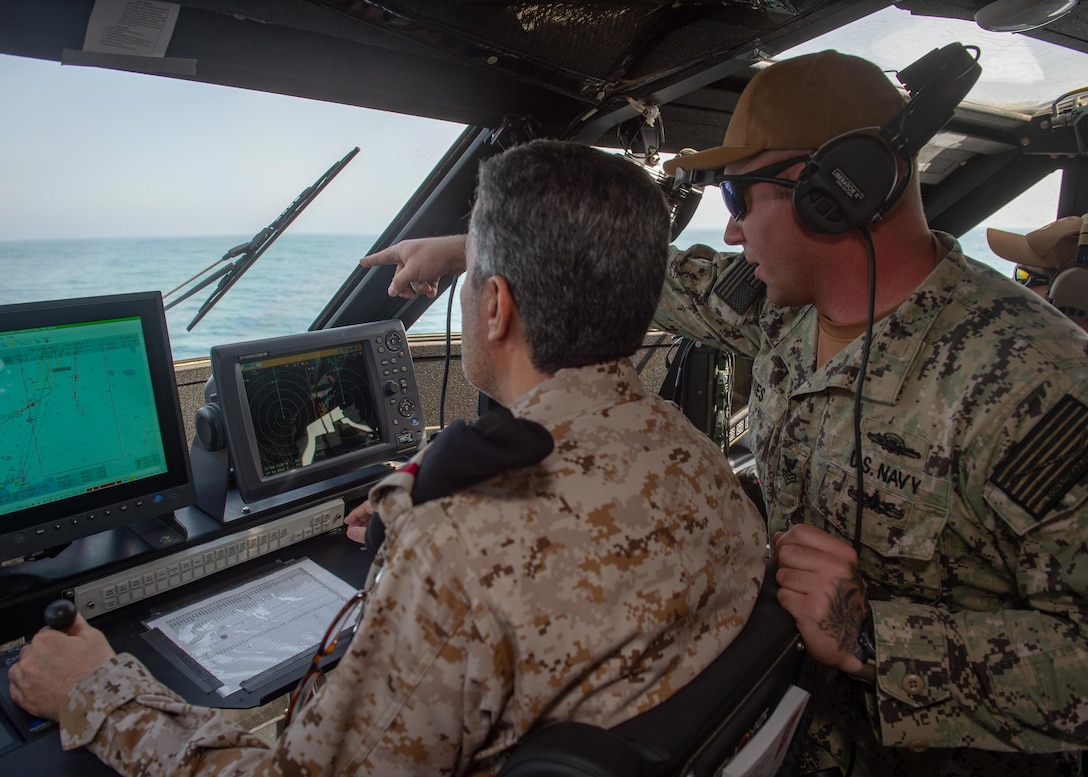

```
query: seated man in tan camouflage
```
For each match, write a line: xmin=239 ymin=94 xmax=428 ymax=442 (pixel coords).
xmin=9 ymin=139 xmax=767 ymax=777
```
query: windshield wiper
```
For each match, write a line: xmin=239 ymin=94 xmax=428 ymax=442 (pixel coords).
xmin=164 ymin=146 xmax=360 ymax=331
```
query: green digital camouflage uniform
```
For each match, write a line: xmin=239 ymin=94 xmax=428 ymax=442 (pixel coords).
xmin=58 ymin=358 xmax=767 ymax=777
xmin=656 ymin=233 xmax=1088 ymax=776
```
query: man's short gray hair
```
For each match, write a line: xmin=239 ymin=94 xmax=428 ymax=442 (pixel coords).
xmin=469 ymin=139 xmax=670 ymax=374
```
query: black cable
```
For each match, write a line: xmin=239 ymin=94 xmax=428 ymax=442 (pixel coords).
xmin=852 ymin=226 xmax=877 ymax=553
xmin=879 ymin=156 xmax=913 ymax=222
xmin=843 ymin=224 xmax=877 ymax=777
xmin=439 ymin=275 xmax=458 ymax=431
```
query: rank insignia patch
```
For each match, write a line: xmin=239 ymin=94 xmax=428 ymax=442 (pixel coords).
xmin=992 ymin=395 xmax=1088 ymax=519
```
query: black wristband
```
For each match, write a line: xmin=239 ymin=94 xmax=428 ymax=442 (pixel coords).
xmin=857 ymin=610 xmax=876 ymax=664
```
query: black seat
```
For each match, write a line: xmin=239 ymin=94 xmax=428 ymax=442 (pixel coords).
xmin=499 ymin=562 xmax=805 ymax=777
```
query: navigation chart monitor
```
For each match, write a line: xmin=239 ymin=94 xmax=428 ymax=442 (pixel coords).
xmin=209 ymin=321 xmax=425 ymax=505
xmin=0 ymin=292 xmax=195 ymax=563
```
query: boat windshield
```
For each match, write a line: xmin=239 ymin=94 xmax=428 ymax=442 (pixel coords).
xmin=0 ymin=5 xmax=1079 ymax=358
xmin=0 ymin=52 xmax=465 ymax=360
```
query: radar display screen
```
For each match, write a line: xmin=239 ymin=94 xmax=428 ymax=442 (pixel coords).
xmin=237 ymin=344 xmax=384 ymax=478
xmin=211 ymin=320 xmax=423 ymax=505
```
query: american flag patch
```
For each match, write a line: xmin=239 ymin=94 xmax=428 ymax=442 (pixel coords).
xmin=992 ymin=395 xmax=1088 ymax=519
xmin=712 ymin=260 xmax=765 ymax=314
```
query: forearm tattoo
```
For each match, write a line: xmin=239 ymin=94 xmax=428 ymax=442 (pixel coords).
xmin=819 ymin=561 xmax=869 ymax=658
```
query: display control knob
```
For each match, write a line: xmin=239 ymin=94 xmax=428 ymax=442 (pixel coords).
xmin=44 ymin=599 xmax=77 ymax=631
xmin=384 ymin=380 xmax=400 ymax=396
xmin=385 ymin=331 xmax=404 ymax=353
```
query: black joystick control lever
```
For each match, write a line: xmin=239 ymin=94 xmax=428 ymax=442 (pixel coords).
xmin=44 ymin=599 xmax=77 ymax=631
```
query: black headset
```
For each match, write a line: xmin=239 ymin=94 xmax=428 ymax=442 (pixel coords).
xmin=1049 ymin=265 xmax=1088 ymax=324
xmin=1047 ymin=218 xmax=1088 ymax=325
xmin=793 ymin=42 xmax=981 ymax=234
xmin=675 ymin=44 xmax=982 ymax=235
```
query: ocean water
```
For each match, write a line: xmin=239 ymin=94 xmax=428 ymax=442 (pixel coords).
xmin=0 ymin=226 xmax=1012 ymax=361
xmin=0 ymin=233 xmax=459 ymax=361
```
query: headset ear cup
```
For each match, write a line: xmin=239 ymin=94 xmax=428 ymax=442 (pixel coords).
xmin=1048 ymin=264 xmax=1088 ymax=327
xmin=793 ymin=133 xmax=900 ymax=234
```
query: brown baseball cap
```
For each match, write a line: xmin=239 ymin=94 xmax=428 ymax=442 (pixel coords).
xmin=662 ymin=50 xmax=906 ymax=175
xmin=986 ymin=216 xmax=1083 ymax=272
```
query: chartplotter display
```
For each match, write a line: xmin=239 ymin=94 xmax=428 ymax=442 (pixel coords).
xmin=210 ymin=320 xmax=425 ymax=504
xmin=0 ymin=292 xmax=194 ymax=562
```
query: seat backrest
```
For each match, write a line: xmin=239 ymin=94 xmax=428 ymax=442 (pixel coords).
xmin=494 ymin=721 xmax=643 ymax=777
xmin=499 ymin=562 xmax=805 ymax=777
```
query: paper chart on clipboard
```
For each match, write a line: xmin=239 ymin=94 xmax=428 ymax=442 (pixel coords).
xmin=144 ymin=558 xmax=358 ymax=697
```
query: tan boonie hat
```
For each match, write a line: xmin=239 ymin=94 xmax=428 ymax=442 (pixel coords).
xmin=986 ymin=216 xmax=1082 ymax=273
xmin=663 ymin=50 xmax=907 ymax=176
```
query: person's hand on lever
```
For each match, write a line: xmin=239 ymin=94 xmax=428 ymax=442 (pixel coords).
xmin=344 ymin=499 xmax=376 ymax=545
xmin=360 ymin=234 xmax=469 ymax=299
xmin=9 ymin=613 xmax=117 ymax=721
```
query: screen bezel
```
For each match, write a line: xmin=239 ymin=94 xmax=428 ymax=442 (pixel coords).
xmin=210 ymin=322 xmax=417 ymax=504
xmin=0 ymin=292 xmax=195 ymax=562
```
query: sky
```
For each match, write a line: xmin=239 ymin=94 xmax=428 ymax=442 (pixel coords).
xmin=0 ymin=5 xmax=1079 ymax=243
xmin=0 ymin=52 xmax=465 ymax=240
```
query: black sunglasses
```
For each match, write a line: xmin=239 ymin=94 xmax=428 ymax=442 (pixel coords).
xmin=715 ymin=155 xmax=810 ymax=221
xmin=284 ymin=589 xmax=367 ymax=726
xmin=1014 ymin=265 xmax=1051 ymax=289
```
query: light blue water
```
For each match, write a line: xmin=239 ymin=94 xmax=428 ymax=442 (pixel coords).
xmin=0 ymin=226 xmax=1011 ymax=361
xmin=0 ymin=233 xmax=457 ymax=361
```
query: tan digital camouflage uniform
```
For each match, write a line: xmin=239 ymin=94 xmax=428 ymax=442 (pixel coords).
xmin=58 ymin=358 xmax=767 ymax=776
xmin=656 ymin=234 xmax=1088 ymax=776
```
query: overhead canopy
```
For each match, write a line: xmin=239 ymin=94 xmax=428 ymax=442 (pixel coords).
xmin=4 ymin=0 xmax=1086 ymax=153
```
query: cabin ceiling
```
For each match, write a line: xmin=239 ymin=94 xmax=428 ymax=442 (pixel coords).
xmin=4 ymin=0 xmax=1088 ymax=154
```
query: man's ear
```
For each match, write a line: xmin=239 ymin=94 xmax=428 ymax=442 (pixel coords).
xmin=485 ymin=275 xmax=517 ymax=342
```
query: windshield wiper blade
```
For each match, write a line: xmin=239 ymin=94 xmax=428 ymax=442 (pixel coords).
xmin=164 ymin=146 xmax=360 ymax=331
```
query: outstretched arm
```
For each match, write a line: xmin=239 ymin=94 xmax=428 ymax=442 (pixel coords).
xmin=360 ymin=235 xmax=468 ymax=299
xmin=9 ymin=505 xmax=486 ymax=777
xmin=9 ymin=614 xmax=117 ymax=720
